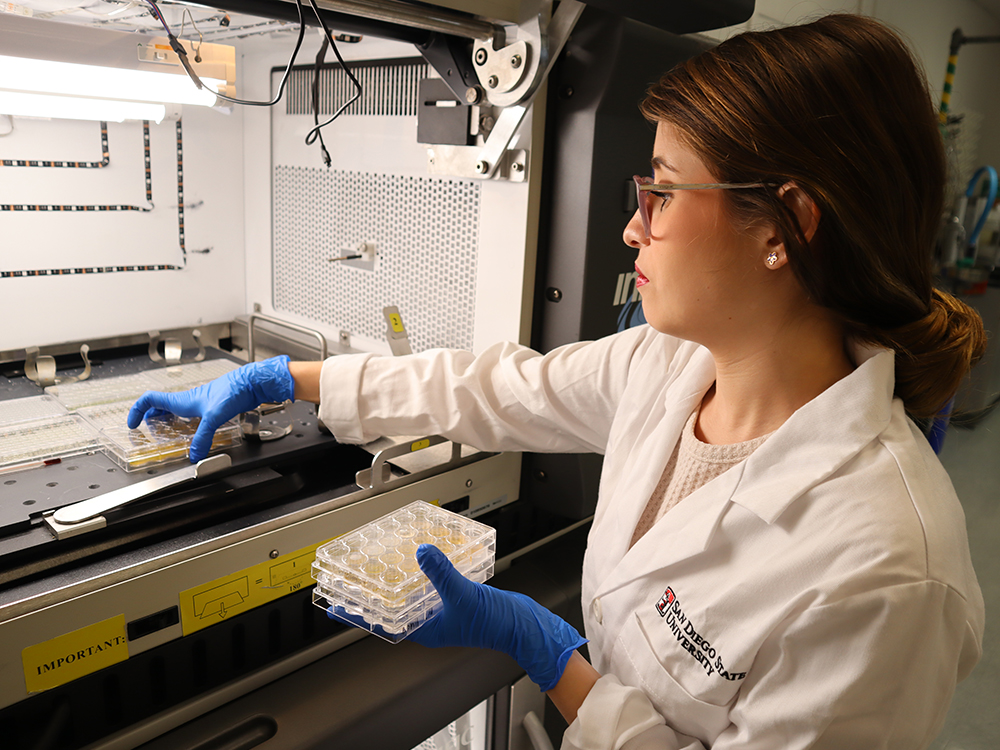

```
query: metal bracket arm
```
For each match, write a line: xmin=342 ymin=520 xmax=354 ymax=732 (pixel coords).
xmin=427 ymin=0 xmax=583 ymax=179
xmin=475 ymin=0 xmax=583 ymax=108
xmin=241 ymin=401 xmax=295 ymax=441
xmin=25 ymin=344 xmax=92 ymax=388
xmin=148 ymin=329 xmax=207 ymax=365
xmin=355 ymin=435 xmax=462 ymax=491
xmin=48 ymin=454 xmax=232 ymax=534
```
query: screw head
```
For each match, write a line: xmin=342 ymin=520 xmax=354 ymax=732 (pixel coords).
xmin=465 ymin=86 xmax=481 ymax=104
xmin=475 ymin=160 xmax=489 ymax=174
xmin=474 ymin=48 xmax=488 ymax=65
xmin=269 ymin=549 xmax=279 ymax=559
xmin=487 ymin=75 xmax=499 ymax=89
xmin=510 ymin=54 xmax=522 ymax=69
xmin=546 ymin=287 xmax=563 ymax=302
xmin=465 ymin=479 xmax=473 ymax=488
xmin=535 ymin=470 xmax=547 ymax=482
xmin=511 ymin=162 xmax=524 ymax=173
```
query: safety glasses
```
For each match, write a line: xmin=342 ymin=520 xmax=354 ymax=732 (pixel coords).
xmin=632 ymin=175 xmax=771 ymax=237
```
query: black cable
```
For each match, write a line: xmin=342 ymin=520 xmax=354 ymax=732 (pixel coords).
xmin=142 ymin=0 xmax=307 ymax=107
xmin=311 ymin=33 xmax=332 ymax=167
xmin=304 ymin=0 xmax=363 ymax=146
xmin=140 ymin=0 xmax=361 ymax=156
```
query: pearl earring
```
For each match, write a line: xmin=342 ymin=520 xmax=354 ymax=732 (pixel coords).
xmin=766 ymin=251 xmax=779 ymax=267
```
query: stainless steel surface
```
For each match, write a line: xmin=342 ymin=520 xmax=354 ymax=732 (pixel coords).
xmin=247 ymin=312 xmax=329 ymax=363
xmin=23 ymin=345 xmax=57 ymax=387
xmin=477 ymin=39 xmax=530 ymax=94
xmin=232 ymin=318 xmax=354 ymax=362
xmin=148 ymin=330 xmax=207 ymax=365
xmin=427 ymin=103 xmax=526 ymax=179
xmin=241 ymin=402 xmax=295 ymax=440
xmin=0 ymin=324 xmax=232 ymax=367
xmin=509 ymin=674 xmax=549 ymax=750
xmin=25 ymin=343 xmax=92 ymax=387
xmin=52 ymin=455 xmax=232 ymax=525
xmin=475 ymin=0 xmax=583 ymax=109
xmin=43 ymin=512 xmax=108 ymax=541
xmin=284 ymin=0 xmax=500 ymax=42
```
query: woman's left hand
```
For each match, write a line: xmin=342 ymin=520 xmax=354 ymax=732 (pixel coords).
xmin=407 ymin=544 xmax=587 ymax=692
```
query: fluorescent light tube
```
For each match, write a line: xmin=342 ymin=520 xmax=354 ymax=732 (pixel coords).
xmin=0 ymin=91 xmax=167 ymax=123
xmin=0 ymin=55 xmax=223 ymax=107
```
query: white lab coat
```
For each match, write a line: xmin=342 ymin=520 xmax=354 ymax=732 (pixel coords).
xmin=317 ymin=325 xmax=984 ymax=750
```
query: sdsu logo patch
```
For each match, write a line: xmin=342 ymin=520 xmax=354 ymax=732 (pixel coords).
xmin=653 ymin=585 xmax=747 ymax=682
xmin=655 ymin=587 xmax=675 ymax=616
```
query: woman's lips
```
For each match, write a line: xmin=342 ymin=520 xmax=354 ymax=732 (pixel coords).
xmin=635 ymin=264 xmax=650 ymax=288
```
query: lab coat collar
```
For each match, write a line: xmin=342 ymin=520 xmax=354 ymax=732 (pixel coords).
xmin=728 ymin=342 xmax=895 ymax=524
xmin=592 ymin=342 xmax=896 ymax=602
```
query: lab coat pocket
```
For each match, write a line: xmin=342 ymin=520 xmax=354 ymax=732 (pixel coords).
xmin=611 ymin=610 xmax=739 ymax=744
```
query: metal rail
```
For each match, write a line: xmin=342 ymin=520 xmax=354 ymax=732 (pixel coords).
xmin=277 ymin=0 xmax=499 ymax=42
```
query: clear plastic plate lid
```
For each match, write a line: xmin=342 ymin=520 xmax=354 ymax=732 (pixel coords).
xmin=99 ymin=412 xmax=242 ymax=472
xmin=312 ymin=500 xmax=496 ymax=642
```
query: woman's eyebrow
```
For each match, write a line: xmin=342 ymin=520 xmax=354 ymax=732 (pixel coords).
xmin=651 ymin=155 xmax=679 ymax=175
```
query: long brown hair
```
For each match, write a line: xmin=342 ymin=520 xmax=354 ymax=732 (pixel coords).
xmin=640 ymin=13 xmax=986 ymax=419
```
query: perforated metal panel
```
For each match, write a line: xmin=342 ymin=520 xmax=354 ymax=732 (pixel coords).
xmin=273 ymin=166 xmax=480 ymax=352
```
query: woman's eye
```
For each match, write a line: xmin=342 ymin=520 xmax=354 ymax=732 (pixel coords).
xmin=651 ymin=190 xmax=673 ymax=210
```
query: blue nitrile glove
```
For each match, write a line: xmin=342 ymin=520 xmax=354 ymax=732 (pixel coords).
xmin=127 ymin=356 xmax=294 ymax=463
xmin=406 ymin=544 xmax=587 ymax=692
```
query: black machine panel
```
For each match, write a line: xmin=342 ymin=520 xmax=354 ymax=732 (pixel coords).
xmin=579 ymin=0 xmax=753 ymax=35
xmin=521 ymin=8 xmax=712 ymax=520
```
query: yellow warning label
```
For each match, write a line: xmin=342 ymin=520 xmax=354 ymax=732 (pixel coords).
xmin=410 ymin=438 xmax=431 ymax=452
xmin=389 ymin=313 xmax=405 ymax=333
xmin=22 ymin=615 xmax=128 ymax=694
xmin=179 ymin=540 xmax=333 ymax=635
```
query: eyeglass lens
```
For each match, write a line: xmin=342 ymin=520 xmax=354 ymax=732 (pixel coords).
xmin=633 ymin=175 xmax=653 ymax=237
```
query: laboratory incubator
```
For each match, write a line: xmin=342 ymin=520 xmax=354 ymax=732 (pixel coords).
xmin=0 ymin=1 xmax=750 ymax=747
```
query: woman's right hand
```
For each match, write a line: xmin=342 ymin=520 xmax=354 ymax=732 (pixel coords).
xmin=128 ymin=356 xmax=295 ymax=462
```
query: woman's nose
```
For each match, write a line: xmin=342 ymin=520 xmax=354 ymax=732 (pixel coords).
xmin=623 ymin=209 xmax=648 ymax=249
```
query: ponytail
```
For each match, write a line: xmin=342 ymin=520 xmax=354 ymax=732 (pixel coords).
xmin=851 ymin=289 xmax=987 ymax=419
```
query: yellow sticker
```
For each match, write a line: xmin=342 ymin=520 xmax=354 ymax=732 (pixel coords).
xmin=178 ymin=540 xmax=333 ymax=635
xmin=389 ymin=314 xmax=405 ymax=333
xmin=23 ymin=615 xmax=128 ymax=694
xmin=410 ymin=438 xmax=430 ymax=452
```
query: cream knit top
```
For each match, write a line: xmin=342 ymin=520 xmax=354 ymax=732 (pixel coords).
xmin=630 ymin=408 xmax=773 ymax=548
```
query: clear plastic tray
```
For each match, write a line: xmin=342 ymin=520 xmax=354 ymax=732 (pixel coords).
xmin=76 ymin=401 xmax=133 ymax=432
xmin=0 ymin=395 xmax=67 ymax=427
xmin=46 ymin=359 xmax=242 ymax=410
xmin=146 ymin=359 xmax=240 ymax=391
xmin=99 ymin=413 xmax=243 ymax=472
xmin=312 ymin=501 xmax=496 ymax=643
xmin=46 ymin=372 xmax=157 ymax=411
xmin=0 ymin=415 xmax=101 ymax=471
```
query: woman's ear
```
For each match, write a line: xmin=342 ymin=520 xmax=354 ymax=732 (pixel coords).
xmin=762 ymin=182 xmax=821 ymax=269
xmin=778 ymin=182 xmax=821 ymax=243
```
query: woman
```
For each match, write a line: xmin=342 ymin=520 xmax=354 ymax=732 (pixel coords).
xmin=131 ymin=14 xmax=985 ymax=748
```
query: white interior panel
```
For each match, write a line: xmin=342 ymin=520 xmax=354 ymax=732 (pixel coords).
xmin=0 ymin=104 xmax=247 ymax=351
